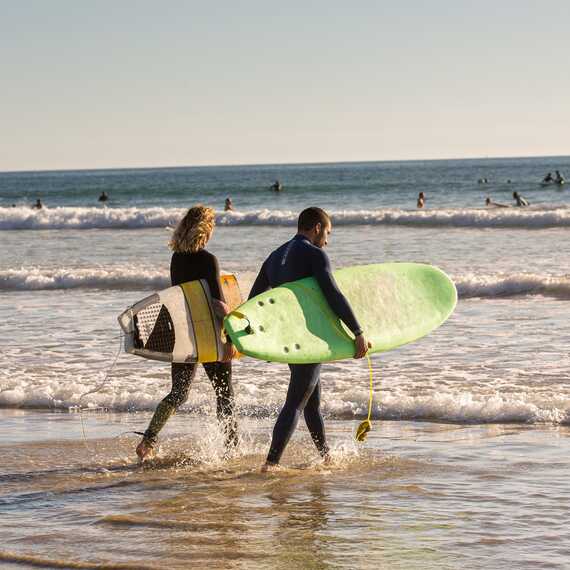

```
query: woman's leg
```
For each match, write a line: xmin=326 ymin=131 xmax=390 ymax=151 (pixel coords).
xmin=202 ymin=361 xmax=238 ymax=449
xmin=142 ymin=363 xmax=197 ymax=446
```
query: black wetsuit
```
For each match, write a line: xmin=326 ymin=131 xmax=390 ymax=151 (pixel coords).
xmin=171 ymin=250 xmax=222 ymax=297
xmin=249 ymin=234 xmax=362 ymax=464
xmin=143 ymin=249 xmax=237 ymax=448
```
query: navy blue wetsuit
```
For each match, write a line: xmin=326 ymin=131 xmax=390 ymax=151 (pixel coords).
xmin=249 ymin=234 xmax=363 ymax=464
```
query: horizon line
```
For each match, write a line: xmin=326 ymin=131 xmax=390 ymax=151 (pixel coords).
xmin=1 ymin=152 xmax=569 ymax=176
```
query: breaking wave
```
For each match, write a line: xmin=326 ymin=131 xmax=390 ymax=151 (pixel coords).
xmin=2 ymin=267 xmax=569 ymax=299
xmin=1 ymin=382 xmax=568 ymax=425
xmin=2 ymin=205 xmax=570 ymax=230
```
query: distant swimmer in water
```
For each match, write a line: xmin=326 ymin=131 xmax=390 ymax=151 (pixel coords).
xmin=478 ymin=178 xmax=489 ymax=184
xmin=32 ymin=199 xmax=43 ymax=209
xmin=224 ymin=197 xmax=234 ymax=211
xmin=417 ymin=192 xmax=425 ymax=208
xmin=485 ymin=197 xmax=509 ymax=208
xmin=554 ymin=170 xmax=565 ymax=185
xmin=513 ymin=191 xmax=529 ymax=207
xmin=543 ymin=172 xmax=554 ymax=183
xmin=270 ymin=180 xmax=283 ymax=192
xmin=98 ymin=191 xmax=108 ymax=202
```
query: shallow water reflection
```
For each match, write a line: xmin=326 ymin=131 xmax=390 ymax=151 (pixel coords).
xmin=1 ymin=413 xmax=569 ymax=569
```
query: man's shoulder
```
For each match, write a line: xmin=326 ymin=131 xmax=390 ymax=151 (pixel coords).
xmin=305 ymin=242 xmax=329 ymax=263
xmin=290 ymin=238 xmax=329 ymax=261
xmin=266 ymin=239 xmax=294 ymax=261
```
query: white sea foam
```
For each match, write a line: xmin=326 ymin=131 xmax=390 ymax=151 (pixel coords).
xmin=329 ymin=390 xmax=570 ymax=425
xmin=1 ymin=379 xmax=568 ymax=425
xmin=2 ymin=205 xmax=570 ymax=230
xmin=455 ymin=273 xmax=570 ymax=299
xmin=0 ymin=267 xmax=170 ymax=291
xmin=0 ymin=206 xmax=185 ymax=230
xmin=2 ymin=266 xmax=569 ymax=298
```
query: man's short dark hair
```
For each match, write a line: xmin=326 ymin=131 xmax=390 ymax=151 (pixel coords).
xmin=297 ymin=207 xmax=330 ymax=231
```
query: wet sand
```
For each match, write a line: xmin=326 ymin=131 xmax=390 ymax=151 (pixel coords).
xmin=1 ymin=409 xmax=569 ymax=569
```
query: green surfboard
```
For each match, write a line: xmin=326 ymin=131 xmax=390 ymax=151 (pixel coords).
xmin=224 ymin=263 xmax=457 ymax=364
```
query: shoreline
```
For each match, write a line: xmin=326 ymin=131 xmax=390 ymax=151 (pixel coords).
xmin=2 ymin=409 xmax=569 ymax=569
xmin=2 ymin=406 xmax=570 ymax=430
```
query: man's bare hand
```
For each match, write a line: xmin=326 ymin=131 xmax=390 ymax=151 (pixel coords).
xmin=354 ymin=333 xmax=371 ymax=359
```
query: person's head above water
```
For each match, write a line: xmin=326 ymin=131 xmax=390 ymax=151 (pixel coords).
xmin=297 ymin=207 xmax=331 ymax=249
xmin=169 ymin=205 xmax=215 ymax=253
xmin=513 ymin=191 xmax=519 ymax=198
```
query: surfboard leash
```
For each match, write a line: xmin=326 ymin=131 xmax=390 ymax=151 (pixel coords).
xmin=355 ymin=354 xmax=375 ymax=442
xmin=229 ymin=303 xmax=377 ymax=442
xmin=77 ymin=333 xmax=124 ymax=448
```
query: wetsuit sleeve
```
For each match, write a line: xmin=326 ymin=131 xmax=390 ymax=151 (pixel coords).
xmin=311 ymin=249 xmax=363 ymax=336
xmin=205 ymin=253 xmax=223 ymax=300
xmin=248 ymin=260 xmax=270 ymax=299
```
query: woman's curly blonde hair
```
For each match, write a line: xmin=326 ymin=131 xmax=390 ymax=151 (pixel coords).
xmin=169 ymin=205 xmax=216 ymax=253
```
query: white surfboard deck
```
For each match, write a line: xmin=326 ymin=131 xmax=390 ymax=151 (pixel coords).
xmin=118 ymin=274 xmax=242 ymax=363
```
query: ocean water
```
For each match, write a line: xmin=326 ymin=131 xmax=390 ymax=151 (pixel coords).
xmin=1 ymin=156 xmax=570 ymax=568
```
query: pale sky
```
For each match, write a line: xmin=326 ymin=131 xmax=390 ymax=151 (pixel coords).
xmin=1 ymin=0 xmax=569 ymax=171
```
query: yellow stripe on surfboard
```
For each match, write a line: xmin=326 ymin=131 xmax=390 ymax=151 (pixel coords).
xmin=180 ymin=281 xmax=219 ymax=363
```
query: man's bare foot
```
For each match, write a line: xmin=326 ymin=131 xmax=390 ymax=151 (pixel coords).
xmin=136 ymin=439 xmax=154 ymax=462
xmin=260 ymin=462 xmax=280 ymax=473
xmin=323 ymin=453 xmax=333 ymax=466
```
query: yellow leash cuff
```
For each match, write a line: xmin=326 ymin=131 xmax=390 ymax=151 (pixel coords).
xmin=355 ymin=354 xmax=375 ymax=442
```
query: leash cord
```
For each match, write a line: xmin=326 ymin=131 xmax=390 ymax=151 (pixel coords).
xmin=77 ymin=333 xmax=124 ymax=446
xmin=366 ymin=354 xmax=373 ymax=422
xmin=355 ymin=354 xmax=376 ymax=442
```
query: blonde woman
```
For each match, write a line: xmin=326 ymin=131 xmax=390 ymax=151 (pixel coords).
xmin=136 ymin=205 xmax=238 ymax=461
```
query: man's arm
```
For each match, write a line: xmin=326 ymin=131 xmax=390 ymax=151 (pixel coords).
xmin=311 ymin=249 xmax=363 ymax=336
xmin=248 ymin=259 xmax=270 ymax=300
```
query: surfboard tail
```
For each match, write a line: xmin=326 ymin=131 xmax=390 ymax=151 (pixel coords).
xmin=118 ymin=274 xmax=243 ymax=364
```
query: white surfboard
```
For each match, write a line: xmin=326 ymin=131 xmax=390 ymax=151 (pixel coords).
xmin=118 ymin=274 xmax=242 ymax=363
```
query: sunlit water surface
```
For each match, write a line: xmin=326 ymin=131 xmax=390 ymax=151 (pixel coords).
xmin=1 ymin=411 xmax=569 ymax=569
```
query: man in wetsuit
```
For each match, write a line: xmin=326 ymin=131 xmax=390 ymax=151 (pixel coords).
xmin=249 ymin=207 xmax=370 ymax=471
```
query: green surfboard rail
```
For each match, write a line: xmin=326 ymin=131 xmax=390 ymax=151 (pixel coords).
xmin=224 ymin=263 xmax=457 ymax=364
